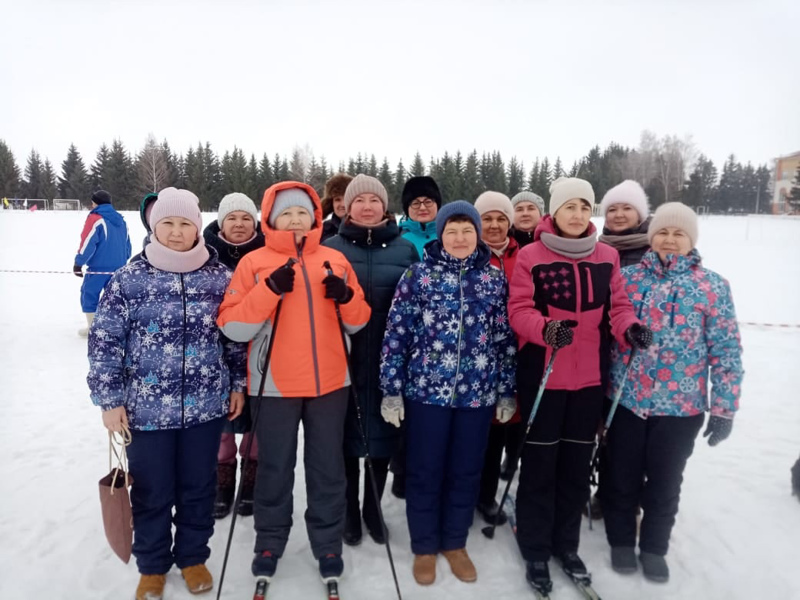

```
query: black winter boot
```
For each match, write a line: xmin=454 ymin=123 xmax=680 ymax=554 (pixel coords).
xmin=213 ymin=462 xmax=236 ymax=519
xmin=236 ymin=459 xmax=257 ymax=516
xmin=476 ymin=499 xmax=508 ymax=525
xmin=525 ymin=561 xmax=552 ymax=594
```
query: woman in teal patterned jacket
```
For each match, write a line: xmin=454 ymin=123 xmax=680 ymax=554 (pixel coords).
xmin=602 ymin=202 xmax=744 ymax=584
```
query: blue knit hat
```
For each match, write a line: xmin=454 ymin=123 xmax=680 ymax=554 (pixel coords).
xmin=435 ymin=200 xmax=482 ymax=240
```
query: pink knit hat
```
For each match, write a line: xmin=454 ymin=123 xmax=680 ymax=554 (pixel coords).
xmin=149 ymin=187 xmax=203 ymax=238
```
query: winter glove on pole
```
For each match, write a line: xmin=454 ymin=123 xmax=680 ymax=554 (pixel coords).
xmin=380 ymin=395 xmax=404 ymax=428
xmin=323 ymin=273 xmax=354 ymax=304
xmin=73 ymin=264 xmax=84 ymax=278
xmin=703 ymin=415 xmax=733 ymax=447
xmin=266 ymin=263 xmax=295 ymax=295
xmin=543 ymin=319 xmax=578 ymax=350
xmin=495 ymin=397 xmax=516 ymax=424
xmin=625 ymin=323 xmax=654 ymax=349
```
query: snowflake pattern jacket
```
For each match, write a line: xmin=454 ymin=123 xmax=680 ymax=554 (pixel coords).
xmin=380 ymin=241 xmax=516 ymax=408
xmin=87 ymin=247 xmax=248 ymax=430
xmin=608 ymin=250 xmax=744 ymax=419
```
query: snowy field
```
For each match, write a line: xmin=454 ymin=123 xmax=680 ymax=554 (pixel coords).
xmin=1 ymin=210 xmax=799 ymax=600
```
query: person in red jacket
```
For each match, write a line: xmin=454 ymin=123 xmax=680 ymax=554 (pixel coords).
xmin=507 ymin=177 xmax=652 ymax=594
xmin=217 ymin=182 xmax=371 ymax=584
xmin=473 ymin=191 xmax=521 ymax=526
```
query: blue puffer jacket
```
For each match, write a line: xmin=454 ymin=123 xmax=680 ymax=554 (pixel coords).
xmin=608 ymin=250 xmax=744 ymax=419
xmin=74 ymin=203 xmax=131 ymax=271
xmin=398 ymin=217 xmax=437 ymax=258
xmin=87 ymin=247 xmax=248 ymax=430
xmin=380 ymin=241 xmax=516 ymax=408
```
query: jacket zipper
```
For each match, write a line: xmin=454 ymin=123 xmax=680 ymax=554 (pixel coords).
xmin=297 ymin=242 xmax=322 ymax=397
xmin=450 ymin=264 xmax=465 ymax=406
xmin=180 ymin=273 xmax=187 ymax=427
xmin=584 ymin=266 xmax=594 ymax=304
xmin=571 ymin=263 xmax=582 ymax=376
xmin=365 ymin=239 xmax=373 ymax=451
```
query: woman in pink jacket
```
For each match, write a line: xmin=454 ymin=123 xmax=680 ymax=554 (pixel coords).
xmin=507 ymin=177 xmax=651 ymax=594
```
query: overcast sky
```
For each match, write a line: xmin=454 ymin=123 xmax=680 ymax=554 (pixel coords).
xmin=2 ymin=0 xmax=798 ymax=176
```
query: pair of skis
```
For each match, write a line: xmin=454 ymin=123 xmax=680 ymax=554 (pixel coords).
xmin=253 ymin=577 xmax=340 ymax=600
xmin=503 ymin=495 xmax=603 ymax=600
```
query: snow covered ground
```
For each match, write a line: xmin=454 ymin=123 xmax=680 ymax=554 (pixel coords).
xmin=0 ymin=210 xmax=798 ymax=600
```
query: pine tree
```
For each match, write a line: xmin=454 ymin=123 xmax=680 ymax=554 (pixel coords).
xmin=538 ymin=157 xmax=552 ymax=196
xmin=438 ymin=152 xmax=460 ymax=203
xmin=392 ymin=160 xmax=406 ymax=214
xmin=58 ymin=143 xmax=91 ymax=200
xmin=507 ymin=157 xmax=524 ymax=197
xmin=0 ymin=140 xmax=21 ymax=198
xmin=552 ymin=156 xmax=564 ymax=179
xmin=23 ymin=149 xmax=45 ymax=198
xmin=246 ymin=154 xmax=260 ymax=201
xmin=42 ymin=160 xmax=58 ymax=200
xmin=715 ymin=154 xmax=741 ymax=214
xmin=105 ymin=139 xmax=136 ymax=209
xmin=528 ymin=159 xmax=540 ymax=194
xmin=754 ymin=164 xmax=771 ymax=214
xmin=410 ymin=153 xmax=425 ymax=177
xmin=90 ymin=143 xmax=110 ymax=190
xmin=683 ymin=155 xmax=718 ymax=212
xmin=258 ymin=153 xmax=274 ymax=194
xmin=462 ymin=151 xmax=481 ymax=201
xmin=378 ymin=158 xmax=394 ymax=209
xmin=367 ymin=154 xmax=378 ymax=177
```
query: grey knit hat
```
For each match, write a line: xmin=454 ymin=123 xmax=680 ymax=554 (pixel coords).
xmin=217 ymin=192 xmax=258 ymax=228
xmin=648 ymin=202 xmax=698 ymax=248
xmin=343 ymin=174 xmax=389 ymax=212
xmin=269 ymin=188 xmax=316 ymax=228
xmin=511 ymin=191 xmax=545 ymax=215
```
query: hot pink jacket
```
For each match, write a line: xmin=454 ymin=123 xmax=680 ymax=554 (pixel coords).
xmin=508 ymin=216 xmax=639 ymax=391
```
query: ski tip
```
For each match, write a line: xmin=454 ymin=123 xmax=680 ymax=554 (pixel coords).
xmin=253 ymin=576 xmax=270 ymax=600
xmin=325 ymin=578 xmax=340 ymax=599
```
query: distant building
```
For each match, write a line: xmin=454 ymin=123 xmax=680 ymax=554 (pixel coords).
xmin=772 ymin=151 xmax=800 ymax=214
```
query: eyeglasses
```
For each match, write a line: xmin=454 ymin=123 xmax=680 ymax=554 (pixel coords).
xmin=410 ymin=198 xmax=435 ymax=210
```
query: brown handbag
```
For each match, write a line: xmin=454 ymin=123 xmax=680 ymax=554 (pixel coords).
xmin=98 ymin=428 xmax=134 ymax=563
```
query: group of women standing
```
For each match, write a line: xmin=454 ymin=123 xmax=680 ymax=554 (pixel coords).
xmin=87 ymin=171 xmax=743 ymax=600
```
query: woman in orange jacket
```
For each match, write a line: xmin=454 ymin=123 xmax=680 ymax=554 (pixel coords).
xmin=217 ymin=181 xmax=371 ymax=584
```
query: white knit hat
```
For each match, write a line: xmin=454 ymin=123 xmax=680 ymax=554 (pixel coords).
xmin=648 ymin=202 xmax=699 ymax=248
xmin=217 ymin=192 xmax=258 ymax=228
xmin=149 ymin=187 xmax=202 ymax=239
xmin=474 ymin=191 xmax=513 ymax=224
xmin=549 ymin=177 xmax=595 ymax=216
xmin=511 ymin=191 xmax=545 ymax=215
xmin=600 ymin=180 xmax=649 ymax=223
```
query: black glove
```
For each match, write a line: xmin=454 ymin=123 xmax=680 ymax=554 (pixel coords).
xmin=73 ymin=264 xmax=84 ymax=278
xmin=323 ymin=274 xmax=354 ymax=304
xmin=543 ymin=319 xmax=578 ymax=350
xmin=703 ymin=416 xmax=733 ymax=447
xmin=266 ymin=263 xmax=295 ymax=295
xmin=625 ymin=323 xmax=653 ymax=349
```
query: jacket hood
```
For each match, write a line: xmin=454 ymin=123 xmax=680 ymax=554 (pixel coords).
xmin=93 ymin=202 xmax=126 ymax=227
xmin=261 ymin=181 xmax=323 ymax=255
xmin=139 ymin=193 xmax=159 ymax=232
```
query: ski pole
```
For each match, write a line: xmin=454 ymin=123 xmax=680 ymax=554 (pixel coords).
xmin=216 ymin=257 xmax=295 ymax=600
xmin=482 ymin=333 xmax=570 ymax=540
xmin=323 ymin=260 xmax=402 ymax=600
xmin=587 ymin=345 xmax=639 ymax=531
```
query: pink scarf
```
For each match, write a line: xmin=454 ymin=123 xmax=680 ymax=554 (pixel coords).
xmin=146 ymin=234 xmax=210 ymax=273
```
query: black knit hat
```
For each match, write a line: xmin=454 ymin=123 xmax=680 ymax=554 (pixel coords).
xmin=92 ymin=190 xmax=112 ymax=205
xmin=401 ymin=176 xmax=442 ymax=217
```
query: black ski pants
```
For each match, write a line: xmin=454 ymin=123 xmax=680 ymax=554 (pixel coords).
xmin=516 ymin=386 xmax=602 ymax=562
xmin=345 ymin=456 xmax=390 ymax=534
xmin=601 ymin=407 xmax=704 ymax=556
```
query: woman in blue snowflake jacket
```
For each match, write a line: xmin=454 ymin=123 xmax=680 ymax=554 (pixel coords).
xmin=87 ymin=188 xmax=247 ymax=600
xmin=380 ymin=201 xmax=517 ymax=586
xmin=602 ymin=202 xmax=743 ymax=583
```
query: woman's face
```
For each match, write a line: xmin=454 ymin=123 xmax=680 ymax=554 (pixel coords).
xmin=651 ymin=226 xmax=692 ymax=260
xmin=441 ymin=219 xmax=478 ymax=259
xmin=332 ymin=196 xmax=346 ymax=218
xmin=220 ymin=211 xmax=256 ymax=243
xmin=553 ymin=199 xmax=592 ymax=239
xmin=480 ymin=211 xmax=510 ymax=245
xmin=605 ymin=203 xmax=640 ymax=233
xmin=514 ymin=202 xmax=541 ymax=232
xmin=274 ymin=206 xmax=313 ymax=243
xmin=408 ymin=196 xmax=438 ymax=223
xmin=155 ymin=217 xmax=198 ymax=252
xmin=348 ymin=193 xmax=384 ymax=225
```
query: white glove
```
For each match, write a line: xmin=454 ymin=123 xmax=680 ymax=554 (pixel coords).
xmin=495 ymin=397 xmax=516 ymax=424
xmin=381 ymin=395 xmax=404 ymax=428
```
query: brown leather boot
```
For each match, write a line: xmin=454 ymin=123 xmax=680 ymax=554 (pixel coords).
xmin=136 ymin=574 xmax=166 ymax=600
xmin=442 ymin=548 xmax=477 ymax=582
xmin=413 ymin=554 xmax=437 ymax=585
xmin=182 ymin=564 xmax=213 ymax=594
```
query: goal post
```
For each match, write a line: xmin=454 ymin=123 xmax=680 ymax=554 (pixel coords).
xmin=53 ymin=198 xmax=82 ymax=210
